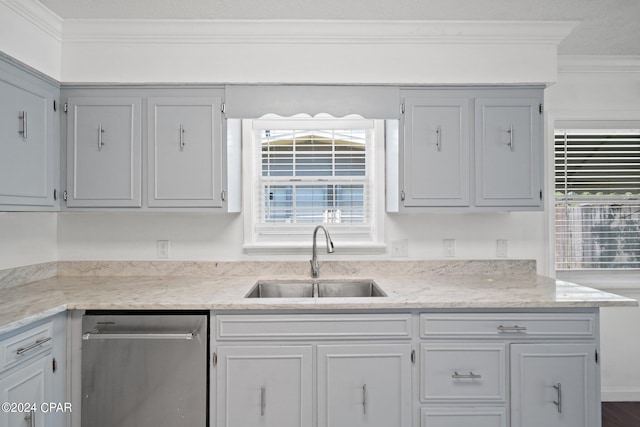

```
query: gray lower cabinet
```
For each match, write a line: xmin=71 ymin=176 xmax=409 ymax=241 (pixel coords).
xmin=147 ymin=96 xmax=224 ymax=207
xmin=474 ymin=96 xmax=543 ymax=207
xmin=317 ymin=344 xmax=412 ymax=427
xmin=215 ymin=345 xmax=313 ymax=427
xmin=510 ymin=343 xmax=598 ymax=427
xmin=0 ymin=58 xmax=58 ymax=209
xmin=402 ymin=97 xmax=470 ymax=207
xmin=66 ymin=96 xmax=142 ymax=207
xmin=0 ymin=313 xmax=67 ymax=427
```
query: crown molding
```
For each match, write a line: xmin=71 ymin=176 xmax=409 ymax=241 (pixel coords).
xmin=61 ymin=19 xmax=578 ymax=46
xmin=0 ymin=0 xmax=62 ymax=41
xmin=559 ymin=55 xmax=640 ymax=73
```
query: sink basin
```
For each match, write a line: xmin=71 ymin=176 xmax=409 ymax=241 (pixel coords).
xmin=245 ymin=279 xmax=386 ymax=298
xmin=245 ymin=281 xmax=314 ymax=298
xmin=317 ymin=280 xmax=386 ymax=298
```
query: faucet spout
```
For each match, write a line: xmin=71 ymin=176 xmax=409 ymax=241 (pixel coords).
xmin=311 ymin=225 xmax=334 ymax=278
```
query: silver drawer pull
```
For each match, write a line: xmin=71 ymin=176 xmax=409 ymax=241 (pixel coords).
xmin=553 ymin=383 xmax=562 ymax=413
xmin=19 ymin=111 xmax=28 ymax=139
xmin=452 ymin=371 xmax=482 ymax=379
xmin=435 ymin=125 xmax=441 ymax=151
xmin=497 ymin=325 xmax=527 ymax=332
xmin=16 ymin=337 xmax=52 ymax=355
xmin=24 ymin=409 xmax=35 ymax=427
xmin=362 ymin=384 xmax=367 ymax=414
xmin=179 ymin=124 xmax=186 ymax=150
xmin=82 ymin=332 xmax=196 ymax=340
xmin=260 ymin=386 xmax=266 ymax=416
xmin=98 ymin=124 xmax=105 ymax=149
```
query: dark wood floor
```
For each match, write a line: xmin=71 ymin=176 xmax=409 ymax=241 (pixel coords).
xmin=602 ymin=402 xmax=640 ymax=427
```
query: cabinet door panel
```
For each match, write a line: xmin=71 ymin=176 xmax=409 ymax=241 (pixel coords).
xmin=421 ymin=407 xmax=507 ymax=427
xmin=317 ymin=344 xmax=412 ymax=427
xmin=67 ymin=97 xmax=141 ymax=207
xmin=148 ymin=97 xmax=223 ymax=207
xmin=511 ymin=343 xmax=598 ymax=427
xmin=216 ymin=346 xmax=313 ymax=427
xmin=475 ymin=97 xmax=542 ymax=207
xmin=403 ymin=98 xmax=470 ymax=207
xmin=0 ymin=356 xmax=51 ymax=427
xmin=0 ymin=80 xmax=52 ymax=206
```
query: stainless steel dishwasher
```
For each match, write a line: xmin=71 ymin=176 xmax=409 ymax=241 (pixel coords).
xmin=81 ymin=311 xmax=208 ymax=427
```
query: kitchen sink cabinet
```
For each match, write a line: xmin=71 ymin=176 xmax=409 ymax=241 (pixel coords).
xmin=0 ymin=56 xmax=59 ymax=210
xmin=0 ymin=313 xmax=67 ymax=427
xmin=395 ymin=87 xmax=543 ymax=212
xmin=147 ymin=96 xmax=225 ymax=208
xmin=65 ymin=96 xmax=142 ymax=207
xmin=510 ymin=343 xmax=598 ymax=427
xmin=212 ymin=313 xmax=412 ymax=427
xmin=215 ymin=345 xmax=313 ymax=427
xmin=317 ymin=344 xmax=412 ymax=427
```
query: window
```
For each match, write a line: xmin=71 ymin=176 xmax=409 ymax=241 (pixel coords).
xmin=243 ymin=115 xmax=384 ymax=252
xmin=555 ymin=130 xmax=640 ymax=270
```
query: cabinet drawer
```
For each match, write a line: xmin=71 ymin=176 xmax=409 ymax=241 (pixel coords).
xmin=216 ymin=314 xmax=412 ymax=341
xmin=420 ymin=313 xmax=595 ymax=339
xmin=1 ymin=322 xmax=53 ymax=372
xmin=421 ymin=407 xmax=506 ymax=427
xmin=420 ymin=343 xmax=506 ymax=402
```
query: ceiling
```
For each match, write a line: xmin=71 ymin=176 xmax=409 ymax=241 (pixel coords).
xmin=38 ymin=0 xmax=640 ymax=56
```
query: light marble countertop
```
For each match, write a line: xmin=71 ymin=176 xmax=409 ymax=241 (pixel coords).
xmin=0 ymin=260 xmax=636 ymax=335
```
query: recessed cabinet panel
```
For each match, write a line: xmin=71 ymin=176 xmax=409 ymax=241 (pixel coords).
xmin=420 ymin=343 xmax=506 ymax=402
xmin=148 ymin=97 xmax=223 ymax=207
xmin=0 ymin=357 xmax=50 ymax=427
xmin=475 ymin=97 xmax=542 ymax=207
xmin=0 ymin=80 xmax=53 ymax=207
xmin=403 ymin=98 xmax=470 ymax=207
xmin=317 ymin=344 xmax=412 ymax=427
xmin=510 ymin=343 xmax=598 ymax=427
xmin=216 ymin=345 xmax=313 ymax=427
xmin=421 ymin=407 xmax=507 ymax=427
xmin=67 ymin=97 xmax=142 ymax=207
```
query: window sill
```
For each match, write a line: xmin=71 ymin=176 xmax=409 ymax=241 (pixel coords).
xmin=557 ymin=270 xmax=640 ymax=292
xmin=243 ymin=243 xmax=386 ymax=255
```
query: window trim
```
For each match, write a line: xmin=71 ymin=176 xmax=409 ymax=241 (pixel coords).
xmin=242 ymin=115 xmax=386 ymax=254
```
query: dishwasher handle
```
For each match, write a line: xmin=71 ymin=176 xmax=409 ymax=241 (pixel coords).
xmin=82 ymin=331 xmax=197 ymax=340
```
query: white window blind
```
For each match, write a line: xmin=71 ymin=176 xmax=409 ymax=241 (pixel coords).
xmin=252 ymin=117 xmax=375 ymax=241
xmin=555 ymin=130 xmax=640 ymax=270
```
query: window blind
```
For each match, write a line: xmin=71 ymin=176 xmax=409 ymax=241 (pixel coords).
xmin=555 ymin=130 xmax=640 ymax=269
xmin=257 ymin=125 xmax=372 ymax=231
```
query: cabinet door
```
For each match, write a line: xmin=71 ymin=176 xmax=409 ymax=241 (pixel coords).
xmin=317 ymin=344 xmax=412 ymax=427
xmin=148 ymin=97 xmax=224 ymax=207
xmin=66 ymin=97 xmax=142 ymax=207
xmin=475 ymin=96 xmax=542 ymax=207
xmin=403 ymin=97 xmax=470 ymax=207
xmin=510 ymin=343 xmax=598 ymax=427
xmin=215 ymin=346 xmax=313 ymax=427
xmin=0 ymin=80 xmax=54 ymax=207
xmin=0 ymin=356 xmax=51 ymax=427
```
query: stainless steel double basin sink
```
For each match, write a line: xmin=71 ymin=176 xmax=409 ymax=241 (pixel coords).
xmin=245 ymin=279 xmax=386 ymax=298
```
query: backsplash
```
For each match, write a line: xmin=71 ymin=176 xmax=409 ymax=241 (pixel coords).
xmin=0 ymin=262 xmax=57 ymax=290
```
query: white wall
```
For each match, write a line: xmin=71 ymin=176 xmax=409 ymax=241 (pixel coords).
xmin=0 ymin=0 xmax=62 ymax=80
xmin=0 ymin=212 xmax=57 ymax=270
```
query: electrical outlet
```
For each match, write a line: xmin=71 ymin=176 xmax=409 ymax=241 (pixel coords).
xmin=497 ymin=239 xmax=508 ymax=258
xmin=391 ymin=239 xmax=408 ymax=257
xmin=157 ymin=240 xmax=170 ymax=259
xmin=443 ymin=239 xmax=455 ymax=257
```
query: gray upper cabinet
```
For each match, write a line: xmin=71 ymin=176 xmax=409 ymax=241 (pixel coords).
xmin=147 ymin=96 xmax=224 ymax=208
xmin=402 ymin=97 xmax=470 ymax=207
xmin=0 ymin=58 xmax=58 ymax=209
xmin=66 ymin=97 xmax=142 ymax=207
xmin=475 ymin=95 xmax=543 ymax=208
xmin=396 ymin=87 xmax=543 ymax=212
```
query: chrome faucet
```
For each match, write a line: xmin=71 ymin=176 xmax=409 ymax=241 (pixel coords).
xmin=311 ymin=225 xmax=334 ymax=278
